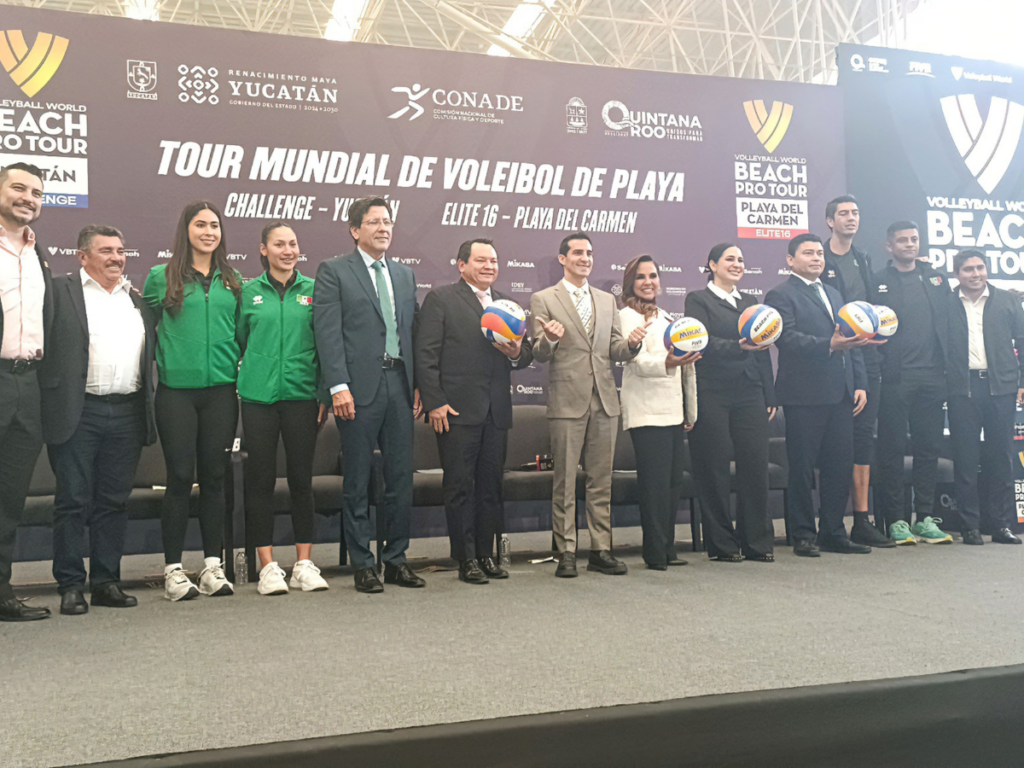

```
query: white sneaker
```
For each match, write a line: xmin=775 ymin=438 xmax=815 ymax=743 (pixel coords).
xmin=258 ymin=562 xmax=289 ymax=596
xmin=198 ymin=561 xmax=234 ymax=596
xmin=164 ymin=568 xmax=199 ymax=602
xmin=290 ymin=560 xmax=329 ymax=592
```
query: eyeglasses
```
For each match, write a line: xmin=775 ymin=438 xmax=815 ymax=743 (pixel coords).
xmin=363 ymin=218 xmax=393 ymax=228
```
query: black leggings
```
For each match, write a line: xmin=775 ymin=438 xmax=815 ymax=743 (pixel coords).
xmin=241 ymin=400 xmax=318 ymax=548
xmin=155 ymin=384 xmax=239 ymax=564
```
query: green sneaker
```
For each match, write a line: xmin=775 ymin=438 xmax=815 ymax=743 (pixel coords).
xmin=912 ymin=517 xmax=953 ymax=544
xmin=889 ymin=520 xmax=917 ymax=545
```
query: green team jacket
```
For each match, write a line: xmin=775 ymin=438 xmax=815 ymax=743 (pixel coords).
xmin=142 ymin=263 xmax=242 ymax=389
xmin=236 ymin=271 xmax=319 ymax=403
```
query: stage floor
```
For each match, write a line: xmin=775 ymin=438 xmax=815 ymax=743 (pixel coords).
xmin=5 ymin=521 xmax=1024 ymax=768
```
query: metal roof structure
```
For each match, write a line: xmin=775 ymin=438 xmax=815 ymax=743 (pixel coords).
xmin=1 ymin=0 xmax=924 ymax=82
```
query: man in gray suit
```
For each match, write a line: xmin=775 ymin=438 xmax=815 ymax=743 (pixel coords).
xmin=530 ymin=232 xmax=647 ymax=577
xmin=313 ymin=196 xmax=425 ymax=593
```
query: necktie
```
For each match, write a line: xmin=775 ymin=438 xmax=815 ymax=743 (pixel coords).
xmin=475 ymin=289 xmax=490 ymax=309
xmin=812 ymin=282 xmax=833 ymax=321
xmin=371 ymin=261 xmax=401 ymax=358
xmin=574 ymin=288 xmax=592 ymax=333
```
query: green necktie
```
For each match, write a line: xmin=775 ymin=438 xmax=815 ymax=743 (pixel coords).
xmin=371 ymin=260 xmax=401 ymax=359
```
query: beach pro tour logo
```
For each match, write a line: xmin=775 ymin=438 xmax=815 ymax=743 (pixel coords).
xmin=743 ymin=100 xmax=793 ymax=153
xmin=941 ymin=94 xmax=1024 ymax=194
xmin=178 ymin=65 xmax=220 ymax=105
xmin=0 ymin=31 xmax=69 ymax=97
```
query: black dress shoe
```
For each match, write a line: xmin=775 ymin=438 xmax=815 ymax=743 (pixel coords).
xmin=793 ymin=538 xmax=820 ymax=557
xmin=666 ymin=557 xmax=689 ymax=566
xmin=587 ymin=550 xmax=628 ymax=575
xmin=992 ymin=528 xmax=1023 ymax=545
xmin=744 ymin=552 xmax=775 ymax=562
xmin=478 ymin=556 xmax=509 ymax=579
xmin=354 ymin=567 xmax=384 ymax=593
xmin=851 ymin=518 xmax=896 ymax=548
xmin=91 ymin=583 xmax=138 ymax=608
xmin=383 ymin=562 xmax=426 ymax=588
xmin=646 ymin=563 xmax=668 ymax=571
xmin=555 ymin=552 xmax=577 ymax=578
xmin=458 ymin=559 xmax=489 ymax=585
xmin=711 ymin=553 xmax=744 ymax=563
xmin=817 ymin=536 xmax=871 ymax=554
xmin=60 ymin=590 xmax=89 ymax=616
xmin=0 ymin=596 xmax=51 ymax=622
xmin=962 ymin=529 xmax=984 ymax=546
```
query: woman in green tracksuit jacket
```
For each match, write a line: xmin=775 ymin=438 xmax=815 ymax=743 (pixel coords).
xmin=142 ymin=200 xmax=242 ymax=602
xmin=237 ymin=222 xmax=329 ymax=596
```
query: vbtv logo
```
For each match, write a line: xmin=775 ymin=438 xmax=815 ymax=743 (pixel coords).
xmin=0 ymin=30 xmax=69 ymax=97
xmin=941 ymin=94 xmax=1024 ymax=194
xmin=743 ymin=100 xmax=793 ymax=153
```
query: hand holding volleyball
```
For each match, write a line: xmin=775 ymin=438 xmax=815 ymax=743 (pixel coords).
xmin=738 ymin=304 xmax=783 ymax=348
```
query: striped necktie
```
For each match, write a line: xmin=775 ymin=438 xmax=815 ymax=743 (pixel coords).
xmin=573 ymin=288 xmax=592 ymax=333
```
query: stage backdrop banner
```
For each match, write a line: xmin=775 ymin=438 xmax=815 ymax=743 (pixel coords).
xmin=1 ymin=8 xmax=844 ymax=402
xmin=839 ymin=43 xmax=1024 ymax=286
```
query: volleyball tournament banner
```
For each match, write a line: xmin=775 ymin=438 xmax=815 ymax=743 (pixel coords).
xmin=1 ymin=7 xmax=844 ymax=403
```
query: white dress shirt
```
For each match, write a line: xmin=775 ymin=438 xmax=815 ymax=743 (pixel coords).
xmin=0 ymin=224 xmax=46 ymax=360
xmin=959 ymin=286 xmax=989 ymax=370
xmin=464 ymin=279 xmax=492 ymax=308
xmin=562 ymin=278 xmax=592 ymax=330
xmin=331 ymin=248 xmax=399 ymax=396
xmin=81 ymin=269 xmax=145 ymax=395
xmin=792 ymin=272 xmax=834 ymax=321
xmin=708 ymin=281 xmax=741 ymax=308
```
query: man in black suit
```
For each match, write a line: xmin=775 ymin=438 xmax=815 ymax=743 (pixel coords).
xmin=313 ymin=196 xmax=425 ymax=593
xmin=766 ymin=233 xmax=881 ymax=557
xmin=0 ymin=162 xmax=53 ymax=622
xmin=944 ymin=249 xmax=1024 ymax=546
xmin=415 ymin=238 xmax=534 ymax=584
xmin=39 ymin=225 xmax=156 ymax=615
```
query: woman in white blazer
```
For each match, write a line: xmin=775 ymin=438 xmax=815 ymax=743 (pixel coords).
xmin=619 ymin=255 xmax=699 ymax=570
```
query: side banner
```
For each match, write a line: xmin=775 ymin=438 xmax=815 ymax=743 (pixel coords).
xmin=839 ymin=43 xmax=1024 ymax=286
xmin=1 ymin=9 xmax=843 ymax=402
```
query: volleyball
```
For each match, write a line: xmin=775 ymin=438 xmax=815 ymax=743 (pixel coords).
xmin=873 ymin=305 xmax=899 ymax=337
xmin=738 ymin=304 xmax=783 ymax=347
xmin=664 ymin=316 xmax=708 ymax=355
xmin=837 ymin=301 xmax=879 ymax=339
xmin=481 ymin=299 xmax=527 ymax=343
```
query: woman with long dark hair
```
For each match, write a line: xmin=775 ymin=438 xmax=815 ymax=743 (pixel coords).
xmin=685 ymin=243 xmax=777 ymax=562
xmin=143 ymin=201 xmax=242 ymax=601
xmin=238 ymin=222 xmax=329 ymax=595
xmin=618 ymin=255 xmax=699 ymax=570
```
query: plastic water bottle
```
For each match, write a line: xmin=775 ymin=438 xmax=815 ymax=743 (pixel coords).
xmin=499 ymin=535 xmax=511 ymax=567
xmin=234 ymin=550 xmax=248 ymax=585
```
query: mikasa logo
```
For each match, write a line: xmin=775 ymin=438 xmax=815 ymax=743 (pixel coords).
xmin=940 ymin=94 xmax=1024 ymax=194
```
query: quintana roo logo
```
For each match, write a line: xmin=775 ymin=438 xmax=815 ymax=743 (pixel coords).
xmin=743 ymin=100 xmax=793 ymax=153
xmin=941 ymin=94 xmax=1024 ymax=194
xmin=0 ymin=30 xmax=69 ymax=97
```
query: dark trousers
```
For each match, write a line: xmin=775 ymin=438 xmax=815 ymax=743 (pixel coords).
xmin=241 ymin=400 xmax=319 ymax=548
xmin=629 ymin=423 xmax=686 ymax=566
xmin=437 ymin=411 xmax=506 ymax=561
xmin=336 ymin=368 xmax=413 ymax=569
xmin=155 ymin=383 xmax=238 ymax=564
xmin=0 ymin=368 xmax=43 ymax=601
xmin=785 ymin=398 xmax=854 ymax=542
xmin=876 ymin=368 xmax=946 ymax=526
xmin=948 ymin=374 xmax=1016 ymax=531
xmin=853 ymin=367 xmax=881 ymax=467
xmin=48 ymin=395 xmax=145 ymax=593
xmin=689 ymin=384 xmax=773 ymax=558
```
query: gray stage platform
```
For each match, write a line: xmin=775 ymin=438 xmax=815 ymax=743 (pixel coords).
xmin=4 ymin=521 xmax=1024 ymax=768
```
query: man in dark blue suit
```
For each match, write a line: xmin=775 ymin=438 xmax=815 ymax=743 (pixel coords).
xmin=313 ymin=196 xmax=425 ymax=593
xmin=766 ymin=234 xmax=883 ymax=557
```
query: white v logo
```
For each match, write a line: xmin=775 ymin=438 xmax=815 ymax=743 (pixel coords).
xmin=941 ymin=94 xmax=1024 ymax=194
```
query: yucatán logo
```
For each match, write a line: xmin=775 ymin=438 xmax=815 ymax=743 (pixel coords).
xmin=127 ymin=60 xmax=157 ymax=100
xmin=1 ymin=30 xmax=69 ymax=97
xmin=178 ymin=65 xmax=220 ymax=105
xmin=940 ymin=94 xmax=1024 ymax=194
xmin=601 ymin=100 xmax=702 ymax=141
xmin=742 ymin=99 xmax=793 ymax=153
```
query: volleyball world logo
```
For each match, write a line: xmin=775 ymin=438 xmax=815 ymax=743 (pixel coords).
xmin=743 ymin=100 xmax=794 ymax=153
xmin=0 ymin=30 xmax=69 ymax=97
xmin=940 ymin=94 xmax=1024 ymax=194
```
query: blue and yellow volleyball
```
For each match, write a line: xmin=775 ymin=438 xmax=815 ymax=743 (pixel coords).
xmin=837 ymin=301 xmax=878 ymax=339
xmin=873 ymin=305 xmax=899 ymax=337
xmin=664 ymin=316 xmax=708 ymax=355
xmin=481 ymin=299 xmax=527 ymax=343
xmin=738 ymin=304 xmax=783 ymax=347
